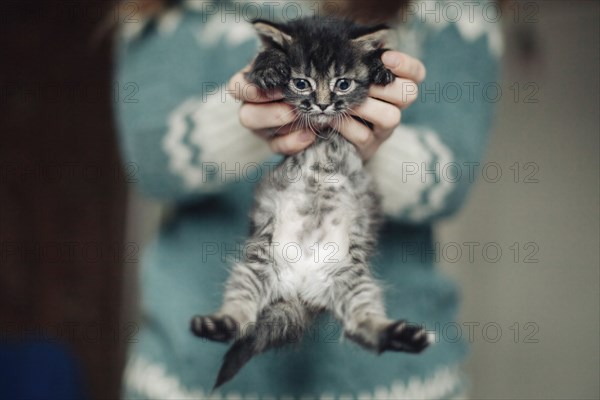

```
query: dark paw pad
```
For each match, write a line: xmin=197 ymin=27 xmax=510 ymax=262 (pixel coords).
xmin=373 ymin=68 xmax=395 ymax=86
xmin=380 ymin=320 xmax=430 ymax=353
xmin=190 ymin=315 xmax=237 ymax=343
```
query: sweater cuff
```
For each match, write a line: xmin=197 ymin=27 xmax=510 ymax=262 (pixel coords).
xmin=161 ymin=87 xmax=272 ymax=191
xmin=195 ymin=87 xmax=273 ymax=175
xmin=366 ymin=125 xmax=455 ymax=222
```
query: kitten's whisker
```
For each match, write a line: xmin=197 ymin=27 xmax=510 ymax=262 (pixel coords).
xmin=333 ymin=113 xmax=345 ymax=139
xmin=293 ymin=114 xmax=302 ymax=130
xmin=341 ymin=110 xmax=355 ymax=128
xmin=280 ymin=104 xmax=300 ymax=117
xmin=272 ymin=106 xmax=300 ymax=135
xmin=276 ymin=107 xmax=298 ymax=122
xmin=345 ymin=107 xmax=371 ymax=128
xmin=296 ymin=114 xmax=304 ymax=134
xmin=298 ymin=111 xmax=308 ymax=131
xmin=293 ymin=113 xmax=304 ymax=134
xmin=306 ymin=116 xmax=325 ymax=140
xmin=305 ymin=115 xmax=317 ymax=135
xmin=338 ymin=110 xmax=359 ymax=139
xmin=275 ymin=110 xmax=300 ymax=135
xmin=299 ymin=114 xmax=313 ymax=137
xmin=308 ymin=116 xmax=328 ymax=139
xmin=332 ymin=111 xmax=350 ymax=138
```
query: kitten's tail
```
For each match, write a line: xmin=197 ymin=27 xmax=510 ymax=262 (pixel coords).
xmin=213 ymin=300 xmax=308 ymax=390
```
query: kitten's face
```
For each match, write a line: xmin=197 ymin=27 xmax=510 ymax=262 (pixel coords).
xmin=249 ymin=18 xmax=393 ymax=128
xmin=284 ymin=63 xmax=369 ymax=125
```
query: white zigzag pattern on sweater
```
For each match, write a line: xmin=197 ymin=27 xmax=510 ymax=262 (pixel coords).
xmin=162 ymin=90 xmax=271 ymax=191
xmin=367 ymin=125 xmax=455 ymax=221
xmin=121 ymin=0 xmax=502 ymax=60
xmin=124 ymin=355 xmax=464 ymax=400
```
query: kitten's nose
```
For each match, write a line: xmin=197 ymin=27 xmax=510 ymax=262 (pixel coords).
xmin=317 ymin=104 xmax=328 ymax=111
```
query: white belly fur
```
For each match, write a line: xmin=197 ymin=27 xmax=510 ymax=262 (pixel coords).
xmin=270 ymin=171 xmax=353 ymax=307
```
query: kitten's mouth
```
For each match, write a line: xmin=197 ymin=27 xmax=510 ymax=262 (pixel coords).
xmin=306 ymin=111 xmax=341 ymax=126
xmin=311 ymin=114 xmax=333 ymax=125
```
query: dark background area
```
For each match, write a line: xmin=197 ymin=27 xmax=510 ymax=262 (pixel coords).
xmin=0 ymin=1 xmax=126 ymax=398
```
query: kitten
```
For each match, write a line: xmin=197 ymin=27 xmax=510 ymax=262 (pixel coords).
xmin=191 ymin=17 xmax=431 ymax=389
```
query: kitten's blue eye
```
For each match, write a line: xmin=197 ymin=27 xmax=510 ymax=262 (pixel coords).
xmin=293 ymin=79 xmax=309 ymax=90
xmin=336 ymin=79 xmax=352 ymax=92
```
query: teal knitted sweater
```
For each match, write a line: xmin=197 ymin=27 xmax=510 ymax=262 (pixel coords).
xmin=115 ymin=1 xmax=500 ymax=398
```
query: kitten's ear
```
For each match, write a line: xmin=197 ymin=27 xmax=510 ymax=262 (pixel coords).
xmin=351 ymin=25 xmax=390 ymax=51
xmin=252 ymin=20 xmax=292 ymax=48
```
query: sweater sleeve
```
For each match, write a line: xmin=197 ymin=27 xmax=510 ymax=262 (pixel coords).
xmin=367 ymin=2 xmax=502 ymax=223
xmin=114 ymin=7 xmax=272 ymax=202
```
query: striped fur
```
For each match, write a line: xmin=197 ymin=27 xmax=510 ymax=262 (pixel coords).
xmin=191 ymin=17 xmax=430 ymax=389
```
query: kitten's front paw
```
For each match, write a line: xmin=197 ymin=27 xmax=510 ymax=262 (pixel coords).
xmin=247 ymin=64 xmax=290 ymax=90
xmin=373 ymin=67 xmax=395 ymax=86
xmin=380 ymin=320 xmax=430 ymax=353
xmin=190 ymin=314 xmax=237 ymax=343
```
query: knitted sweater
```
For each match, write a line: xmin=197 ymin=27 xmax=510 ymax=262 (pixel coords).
xmin=115 ymin=1 xmax=500 ymax=398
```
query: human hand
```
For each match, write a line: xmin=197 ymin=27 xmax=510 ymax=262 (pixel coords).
xmin=228 ymin=66 xmax=314 ymax=155
xmin=227 ymin=51 xmax=426 ymax=160
xmin=333 ymin=51 xmax=426 ymax=160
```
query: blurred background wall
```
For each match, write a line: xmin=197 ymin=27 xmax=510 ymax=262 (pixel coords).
xmin=438 ymin=2 xmax=599 ymax=399
xmin=0 ymin=1 xmax=598 ymax=399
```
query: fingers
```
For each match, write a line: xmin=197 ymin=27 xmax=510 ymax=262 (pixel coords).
xmin=239 ymin=102 xmax=296 ymax=130
xmin=382 ymin=51 xmax=427 ymax=83
xmin=333 ymin=97 xmax=402 ymax=161
xmin=268 ymin=128 xmax=315 ymax=155
xmin=227 ymin=66 xmax=283 ymax=103
xmin=334 ymin=50 xmax=423 ymax=160
xmin=252 ymin=122 xmax=303 ymax=138
xmin=231 ymin=62 xmax=315 ymax=156
xmin=332 ymin=115 xmax=382 ymax=160
xmin=350 ymin=97 xmax=401 ymax=135
xmin=369 ymin=78 xmax=419 ymax=109
xmin=332 ymin=113 xmax=374 ymax=149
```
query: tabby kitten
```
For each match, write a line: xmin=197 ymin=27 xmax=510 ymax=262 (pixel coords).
xmin=191 ymin=17 xmax=431 ymax=389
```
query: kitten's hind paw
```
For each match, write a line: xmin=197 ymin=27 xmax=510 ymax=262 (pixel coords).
xmin=380 ymin=320 xmax=430 ymax=354
xmin=190 ymin=314 xmax=237 ymax=343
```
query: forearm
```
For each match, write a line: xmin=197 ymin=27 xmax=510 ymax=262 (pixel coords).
xmin=368 ymin=1 xmax=501 ymax=223
xmin=114 ymin=9 xmax=270 ymax=201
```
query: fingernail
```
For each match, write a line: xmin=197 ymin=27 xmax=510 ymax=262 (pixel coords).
xmin=382 ymin=52 xmax=401 ymax=67
xmin=299 ymin=130 xmax=313 ymax=142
